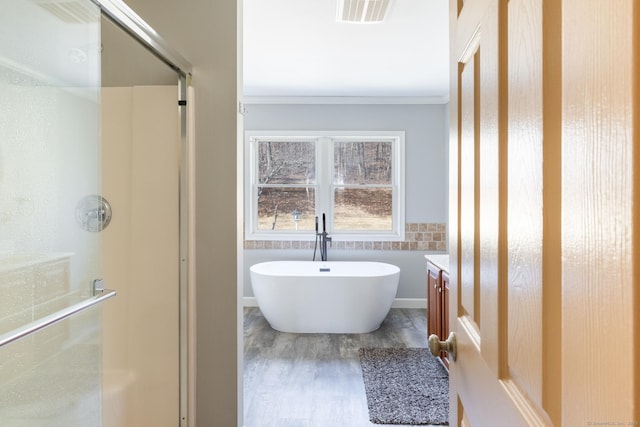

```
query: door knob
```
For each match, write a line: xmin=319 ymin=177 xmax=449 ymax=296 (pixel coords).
xmin=428 ymin=332 xmax=457 ymax=361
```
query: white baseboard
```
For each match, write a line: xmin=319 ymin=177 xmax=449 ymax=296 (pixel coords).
xmin=391 ymin=298 xmax=427 ymax=309
xmin=243 ymin=297 xmax=259 ymax=307
xmin=242 ymin=297 xmax=426 ymax=309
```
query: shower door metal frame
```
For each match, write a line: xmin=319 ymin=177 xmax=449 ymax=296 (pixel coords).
xmin=95 ymin=1 xmax=193 ymax=425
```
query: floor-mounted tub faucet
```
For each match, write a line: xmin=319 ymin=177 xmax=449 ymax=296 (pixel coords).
xmin=314 ymin=213 xmax=332 ymax=261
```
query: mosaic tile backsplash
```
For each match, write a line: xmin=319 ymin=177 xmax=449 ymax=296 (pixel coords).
xmin=244 ymin=223 xmax=447 ymax=251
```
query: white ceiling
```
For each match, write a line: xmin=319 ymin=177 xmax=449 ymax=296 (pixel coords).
xmin=242 ymin=0 xmax=450 ymax=99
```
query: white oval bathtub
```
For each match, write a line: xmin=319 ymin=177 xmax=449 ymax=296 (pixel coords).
xmin=249 ymin=261 xmax=400 ymax=333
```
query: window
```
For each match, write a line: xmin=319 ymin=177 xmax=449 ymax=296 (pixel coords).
xmin=245 ymin=131 xmax=405 ymax=241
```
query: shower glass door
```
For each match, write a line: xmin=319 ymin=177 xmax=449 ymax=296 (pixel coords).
xmin=0 ymin=0 xmax=108 ymax=425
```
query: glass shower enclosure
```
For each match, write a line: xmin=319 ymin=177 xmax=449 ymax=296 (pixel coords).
xmin=0 ymin=0 xmax=191 ymax=425
xmin=0 ymin=0 xmax=111 ymax=425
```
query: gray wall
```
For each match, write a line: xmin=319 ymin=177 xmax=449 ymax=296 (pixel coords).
xmin=243 ymin=103 xmax=448 ymax=300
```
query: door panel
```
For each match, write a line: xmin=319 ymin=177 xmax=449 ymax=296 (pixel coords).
xmin=451 ymin=0 xmax=549 ymax=424
xmin=449 ymin=0 xmax=639 ymax=425
xmin=459 ymin=46 xmax=479 ymax=333
xmin=560 ymin=0 xmax=637 ymax=424
xmin=427 ymin=264 xmax=442 ymax=338
xmin=507 ymin=0 xmax=543 ymax=407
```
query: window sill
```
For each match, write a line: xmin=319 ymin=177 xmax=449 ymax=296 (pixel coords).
xmin=243 ymin=222 xmax=447 ymax=251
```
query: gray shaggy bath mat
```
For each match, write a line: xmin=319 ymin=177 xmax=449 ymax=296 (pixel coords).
xmin=358 ymin=347 xmax=449 ymax=425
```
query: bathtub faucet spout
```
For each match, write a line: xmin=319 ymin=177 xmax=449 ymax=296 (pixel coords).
xmin=320 ymin=230 xmax=331 ymax=262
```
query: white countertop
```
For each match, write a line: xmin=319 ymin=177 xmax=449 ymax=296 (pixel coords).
xmin=424 ymin=254 xmax=449 ymax=272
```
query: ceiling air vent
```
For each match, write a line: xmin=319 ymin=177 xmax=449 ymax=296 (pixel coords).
xmin=336 ymin=0 xmax=392 ymax=23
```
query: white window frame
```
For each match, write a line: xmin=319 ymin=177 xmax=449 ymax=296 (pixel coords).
xmin=244 ymin=130 xmax=405 ymax=241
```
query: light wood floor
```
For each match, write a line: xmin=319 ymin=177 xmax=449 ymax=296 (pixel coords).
xmin=243 ymin=307 xmax=440 ymax=427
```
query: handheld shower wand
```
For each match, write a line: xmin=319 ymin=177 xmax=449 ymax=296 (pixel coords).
xmin=313 ymin=216 xmax=319 ymax=260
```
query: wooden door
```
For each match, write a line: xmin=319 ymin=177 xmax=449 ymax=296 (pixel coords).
xmin=447 ymin=0 xmax=639 ymax=425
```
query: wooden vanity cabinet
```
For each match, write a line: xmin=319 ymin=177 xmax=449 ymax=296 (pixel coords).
xmin=427 ymin=262 xmax=442 ymax=338
xmin=426 ymin=261 xmax=450 ymax=368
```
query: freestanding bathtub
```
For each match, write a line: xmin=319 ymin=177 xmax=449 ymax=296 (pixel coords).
xmin=249 ymin=261 xmax=400 ymax=333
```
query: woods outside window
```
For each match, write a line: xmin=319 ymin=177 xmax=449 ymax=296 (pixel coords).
xmin=245 ymin=131 xmax=405 ymax=241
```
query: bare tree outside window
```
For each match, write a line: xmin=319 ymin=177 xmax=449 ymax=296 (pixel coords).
xmin=333 ymin=141 xmax=392 ymax=184
xmin=333 ymin=141 xmax=393 ymax=230
xmin=257 ymin=140 xmax=316 ymax=230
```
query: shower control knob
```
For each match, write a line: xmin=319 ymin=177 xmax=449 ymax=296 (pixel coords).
xmin=75 ymin=195 xmax=112 ymax=232
xmin=428 ymin=332 xmax=457 ymax=361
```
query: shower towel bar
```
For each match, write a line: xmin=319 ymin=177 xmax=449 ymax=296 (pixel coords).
xmin=0 ymin=289 xmax=116 ymax=348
